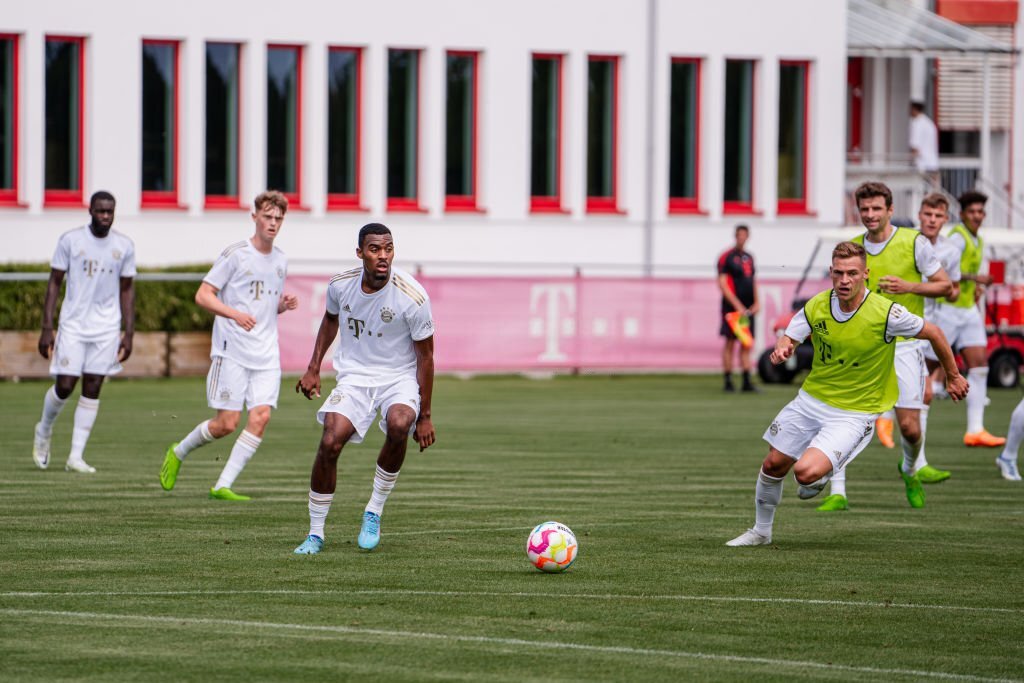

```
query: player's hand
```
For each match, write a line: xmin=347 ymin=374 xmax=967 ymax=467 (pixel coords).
xmin=413 ymin=417 xmax=435 ymax=452
xmin=118 ymin=334 xmax=133 ymax=362
xmin=770 ymin=338 xmax=794 ymax=365
xmin=746 ymin=302 xmax=760 ymax=316
xmin=295 ymin=369 xmax=321 ymax=400
xmin=976 ymin=274 xmax=993 ymax=286
xmin=879 ymin=275 xmax=912 ymax=294
xmin=233 ymin=311 xmax=257 ymax=331
xmin=278 ymin=294 xmax=298 ymax=314
xmin=945 ymin=374 xmax=969 ymax=402
xmin=38 ymin=329 xmax=54 ymax=359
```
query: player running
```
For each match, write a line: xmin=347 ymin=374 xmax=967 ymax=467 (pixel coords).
xmin=159 ymin=191 xmax=297 ymax=500
xmin=293 ymin=223 xmax=436 ymax=555
xmin=726 ymin=241 xmax=967 ymax=547
xmin=32 ymin=191 xmax=136 ymax=474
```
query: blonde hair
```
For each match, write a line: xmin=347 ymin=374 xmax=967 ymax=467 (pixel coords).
xmin=253 ymin=190 xmax=289 ymax=214
xmin=832 ymin=241 xmax=866 ymax=264
xmin=921 ymin=193 xmax=949 ymax=211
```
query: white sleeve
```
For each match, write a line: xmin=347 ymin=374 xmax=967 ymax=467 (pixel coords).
xmin=51 ymin=234 xmax=70 ymax=271
xmin=407 ymin=298 xmax=435 ymax=342
xmin=914 ymin=237 xmax=942 ymax=278
xmin=885 ymin=303 xmax=925 ymax=341
xmin=203 ymin=251 xmax=235 ymax=291
xmin=325 ymin=281 xmax=340 ymax=316
xmin=947 ymin=232 xmax=967 ymax=256
xmin=784 ymin=308 xmax=811 ymax=344
xmin=121 ymin=240 xmax=138 ymax=278
xmin=946 ymin=255 xmax=961 ymax=283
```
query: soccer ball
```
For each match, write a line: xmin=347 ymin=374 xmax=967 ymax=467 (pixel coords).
xmin=526 ymin=521 xmax=578 ymax=573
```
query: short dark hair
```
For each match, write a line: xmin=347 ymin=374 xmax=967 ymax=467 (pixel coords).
xmin=958 ymin=190 xmax=988 ymax=210
xmin=735 ymin=224 xmax=750 ymax=235
xmin=910 ymin=101 xmax=926 ymax=114
xmin=358 ymin=222 xmax=392 ymax=249
xmin=89 ymin=190 xmax=116 ymax=208
xmin=854 ymin=181 xmax=893 ymax=209
xmin=833 ymin=241 xmax=867 ymax=265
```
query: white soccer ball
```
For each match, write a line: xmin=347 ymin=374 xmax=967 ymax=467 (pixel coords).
xmin=526 ymin=521 xmax=578 ymax=573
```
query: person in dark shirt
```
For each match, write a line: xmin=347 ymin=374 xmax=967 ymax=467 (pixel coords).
xmin=717 ymin=224 xmax=759 ymax=392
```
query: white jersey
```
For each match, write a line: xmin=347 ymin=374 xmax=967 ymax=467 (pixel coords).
xmin=51 ymin=225 xmax=137 ymax=340
xmin=325 ymin=265 xmax=434 ymax=387
xmin=204 ymin=240 xmax=288 ymax=370
xmin=925 ymin=234 xmax=961 ymax=319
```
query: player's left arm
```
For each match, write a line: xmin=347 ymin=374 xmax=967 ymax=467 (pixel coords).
xmin=915 ymin=322 xmax=967 ymax=401
xmin=413 ymin=335 xmax=435 ymax=452
xmin=118 ymin=276 xmax=135 ymax=362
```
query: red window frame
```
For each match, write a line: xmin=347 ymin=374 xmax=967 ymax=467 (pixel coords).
xmin=445 ymin=50 xmax=481 ymax=213
xmin=530 ymin=53 xmax=565 ymax=214
xmin=777 ymin=60 xmax=811 ymax=215
xmin=267 ymin=43 xmax=303 ymax=208
xmin=141 ymin=39 xmax=182 ymax=209
xmin=586 ymin=54 xmax=621 ymax=214
xmin=205 ymin=42 xmax=244 ymax=210
xmin=723 ymin=59 xmax=758 ymax=216
xmin=668 ymin=57 xmax=702 ymax=214
xmin=326 ymin=46 xmax=363 ymax=211
xmin=44 ymin=35 xmax=85 ymax=208
xmin=0 ymin=34 xmax=20 ymax=206
xmin=387 ymin=48 xmax=424 ymax=213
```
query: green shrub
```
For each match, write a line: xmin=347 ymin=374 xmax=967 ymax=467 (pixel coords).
xmin=0 ymin=263 xmax=214 ymax=332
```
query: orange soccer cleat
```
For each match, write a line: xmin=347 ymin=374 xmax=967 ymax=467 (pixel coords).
xmin=725 ymin=312 xmax=753 ymax=349
xmin=875 ymin=417 xmax=895 ymax=449
xmin=963 ymin=430 xmax=1007 ymax=448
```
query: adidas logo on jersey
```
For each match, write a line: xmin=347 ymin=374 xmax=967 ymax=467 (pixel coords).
xmin=813 ymin=320 xmax=829 ymax=336
xmin=342 ymin=304 xmax=352 ymax=313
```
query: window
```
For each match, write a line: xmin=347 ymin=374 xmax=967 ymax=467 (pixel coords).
xmin=0 ymin=34 xmax=18 ymax=205
xmin=445 ymin=51 xmax=479 ymax=211
xmin=586 ymin=56 xmax=619 ymax=213
xmin=206 ymin=43 xmax=241 ymax=207
xmin=723 ymin=59 xmax=755 ymax=212
xmin=327 ymin=46 xmax=361 ymax=210
xmin=267 ymin=45 xmax=302 ymax=203
xmin=668 ymin=58 xmax=700 ymax=212
xmin=530 ymin=54 xmax=563 ymax=213
xmin=45 ymin=36 xmax=85 ymax=206
xmin=387 ymin=49 xmax=421 ymax=211
xmin=141 ymin=40 xmax=180 ymax=207
xmin=778 ymin=61 xmax=809 ymax=213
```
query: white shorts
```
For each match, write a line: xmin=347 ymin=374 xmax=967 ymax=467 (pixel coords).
xmin=894 ymin=342 xmax=927 ymax=410
xmin=317 ymin=376 xmax=421 ymax=445
xmin=50 ymin=330 xmax=123 ymax=377
xmin=764 ymin=390 xmax=877 ymax=472
xmin=924 ymin=305 xmax=987 ymax=360
xmin=206 ymin=356 xmax=281 ymax=411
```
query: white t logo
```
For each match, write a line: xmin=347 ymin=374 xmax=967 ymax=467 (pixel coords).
xmin=529 ymin=284 xmax=576 ymax=362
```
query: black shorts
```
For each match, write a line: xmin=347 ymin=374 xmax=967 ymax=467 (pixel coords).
xmin=720 ymin=314 xmax=756 ymax=340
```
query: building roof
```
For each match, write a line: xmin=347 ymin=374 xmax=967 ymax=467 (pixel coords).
xmin=848 ymin=0 xmax=1017 ymax=56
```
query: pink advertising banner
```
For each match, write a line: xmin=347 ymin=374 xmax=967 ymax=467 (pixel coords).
xmin=277 ymin=275 xmax=827 ymax=373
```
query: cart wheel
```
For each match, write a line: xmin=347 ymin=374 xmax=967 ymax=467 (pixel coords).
xmin=758 ymin=349 xmax=797 ymax=384
xmin=988 ymin=350 xmax=1021 ymax=389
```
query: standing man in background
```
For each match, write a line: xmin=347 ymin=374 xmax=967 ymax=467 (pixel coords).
xmin=718 ymin=225 xmax=759 ymax=392
xmin=32 ymin=191 xmax=136 ymax=474
xmin=909 ymin=101 xmax=940 ymax=186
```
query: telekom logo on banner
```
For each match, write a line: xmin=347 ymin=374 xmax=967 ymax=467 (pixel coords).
xmin=277 ymin=273 xmax=812 ymax=373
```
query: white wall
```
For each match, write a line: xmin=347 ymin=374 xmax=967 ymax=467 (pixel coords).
xmin=2 ymin=0 xmax=848 ymax=276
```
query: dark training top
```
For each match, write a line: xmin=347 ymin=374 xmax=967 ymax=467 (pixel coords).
xmin=717 ymin=247 xmax=756 ymax=313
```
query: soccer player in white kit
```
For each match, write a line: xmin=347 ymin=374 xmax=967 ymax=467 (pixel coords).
xmin=159 ymin=191 xmax=297 ymax=500
xmin=294 ymin=223 xmax=436 ymax=555
xmin=32 ymin=191 xmax=136 ymax=473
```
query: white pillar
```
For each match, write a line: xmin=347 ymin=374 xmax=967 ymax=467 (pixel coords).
xmin=870 ymin=57 xmax=887 ymax=164
xmin=980 ymin=52 xmax=991 ymax=185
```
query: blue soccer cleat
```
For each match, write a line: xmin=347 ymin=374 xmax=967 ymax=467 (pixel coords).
xmin=357 ymin=511 xmax=381 ymax=550
xmin=293 ymin=535 xmax=324 ymax=555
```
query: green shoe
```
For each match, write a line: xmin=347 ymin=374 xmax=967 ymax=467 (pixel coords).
xmin=816 ymin=494 xmax=848 ymax=511
xmin=160 ymin=444 xmax=181 ymax=491
xmin=915 ymin=464 xmax=951 ymax=484
xmin=209 ymin=487 xmax=251 ymax=501
xmin=898 ymin=464 xmax=925 ymax=508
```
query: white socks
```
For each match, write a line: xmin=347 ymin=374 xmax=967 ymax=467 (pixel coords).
xmin=308 ymin=490 xmax=335 ymax=539
xmin=914 ymin=404 xmax=930 ymax=471
xmin=901 ymin=431 xmax=921 ymax=474
xmin=213 ymin=430 xmax=261 ymax=491
xmin=366 ymin=465 xmax=400 ymax=516
xmin=68 ymin=397 xmax=99 ymax=463
xmin=38 ymin=386 xmax=68 ymax=435
xmin=175 ymin=420 xmax=214 ymax=460
xmin=966 ymin=367 xmax=989 ymax=433
xmin=1001 ymin=399 xmax=1024 ymax=463
xmin=829 ymin=466 xmax=847 ymax=497
xmin=753 ymin=469 xmax=783 ymax=536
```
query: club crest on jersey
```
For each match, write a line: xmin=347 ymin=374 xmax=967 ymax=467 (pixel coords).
xmin=769 ymin=421 xmax=781 ymax=436
xmin=813 ymin=320 xmax=829 ymax=336
xmin=112 ymin=249 xmax=122 ymax=260
xmin=277 ymin=267 xmax=284 ymax=279
xmin=220 ymin=390 xmax=231 ymax=401
xmin=380 ymin=307 xmax=395 ymax=323
xmin=329 ymin=392 xmax=343 ymax=405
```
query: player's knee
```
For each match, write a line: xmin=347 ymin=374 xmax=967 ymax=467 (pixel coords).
xmin=54 ymin=379 xmax=75 ymax=400
xmin=319 ymin=431 xmax=346 ymax=458
xmin=761 ymin=453 xmax=791 ymax=478
xmin=211 ymin=413 xmax=240 ymax=436
xmin=385 ymin=409 xmax=416 ymax=440
xmin=793 ymin=460 xmax=828 ymax=485
xmin=899 ymin=421 xmax=921 ymax=443
xmin=247 ymin=407 xmax=272 ymax=433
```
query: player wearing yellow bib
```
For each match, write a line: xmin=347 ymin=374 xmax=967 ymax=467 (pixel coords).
xmin=726 ymin=242 xmax=967 ymax=547
xmin=931 ymin=191 xmax=1005 ymax=448
xmin=817 ymin=182 xmax=953 ymax=512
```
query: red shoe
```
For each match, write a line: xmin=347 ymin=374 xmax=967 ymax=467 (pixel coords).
xmin=963 ymin=430 xmax=1007 ymax=447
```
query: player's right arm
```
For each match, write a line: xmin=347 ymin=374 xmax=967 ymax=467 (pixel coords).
xmin=717 ymin=273 xmax=746 ymax=314
xmin=194 ymin=282 xmax=256 ymax=331
xmin=38 ymin=268 xmax=66 ymax=359
xmin=295 ymin=311 xmax=339 ymax=400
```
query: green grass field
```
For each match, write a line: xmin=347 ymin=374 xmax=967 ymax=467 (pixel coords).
xmin=1 ymin=375 xmax=1022 ymax=681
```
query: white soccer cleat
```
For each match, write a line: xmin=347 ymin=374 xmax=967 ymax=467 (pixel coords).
xmin=32 ymin=423 xmax=51 ymax=470
xmin=726 ymin=528 xmax=772 ymax=547
xmin=65 ymin=459 xmax=97 ymax=474
xmin=996 ymin=457 xmax=1022 ymax=482
xmin=797 ymin=474 xmax=831 ymax=500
